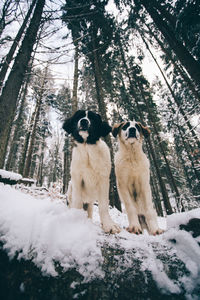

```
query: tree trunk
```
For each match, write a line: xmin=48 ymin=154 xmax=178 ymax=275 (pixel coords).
xmin=135 ymin=77 xmax=181 ymax=201
xmin=0 ymin=0 xmax=45 ymax=169
xmin=5 ymin=88 xmax=24 ymax=172
xmin=36 ymin=131 xmax=46 ymax=186
xmin=147 ymin=138 xmax=173 ymax=215
xmin=134 ymin=89 xmax=173 ymax=214
xmin=146 ymin=142 xmax=164 ymax=216
xmin=143 ymin=22 xmax=200 ymax=102
xmin=23 ymin=99 xmax=41 ymax=178
xmin=18 ymin=105 xmax=36 ymax=176
xmin=63 ymin=151 xmax=68 ymax=194
xmin=0 ymin=0 xmax=37 ymax=89
xmin=141 ymin=35 xmax=200 ymax=147
xmin=5 ymin=62 xmax=33 ymax=171
xmin=0 ymin=0 xmax=13 ymax=38
xmin=23 ymin=64 xmax=48 ymax=178
xmin=90 ymin=27 xmax=121 ymax=211
xmin=63 ymin=138 xmax=71 ymax=194
xmin=139 ymin=0 xmax=200 ymax=87
xmin=63 ymin=40 xmax=79 ymax=194
xmin=72 ymin=42 xmax=79 ymax=113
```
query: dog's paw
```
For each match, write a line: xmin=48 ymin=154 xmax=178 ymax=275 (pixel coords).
xmin=103 ymin=222 xmax=121 ymax=234
xmin=127 ymin=225 xmax=142 ymax=235
xmin=152 ymin=228 xmax=164 ymax=235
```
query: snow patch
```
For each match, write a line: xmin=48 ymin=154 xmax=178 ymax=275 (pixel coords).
xmin=0 ymin=169 xmax=22 ymax=181
xmin=0 ymin=183 xmax=200 ymax=296
xmin=0 ymin=184 xmax=103 ymax=280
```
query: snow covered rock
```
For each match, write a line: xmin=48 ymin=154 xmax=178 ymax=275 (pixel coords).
xmin=0 ymin=184 xmax=200 ymax=299
xmin=179 ymin=218 xmax=200 ymax=238
xmin=18 ymin=178 xmax=35 ymax=186
xmin=0 ymin=169 xmax=22 ymax=185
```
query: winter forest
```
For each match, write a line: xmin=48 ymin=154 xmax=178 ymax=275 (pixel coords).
xmin=0 ymin=0 xmax=200 ymax=298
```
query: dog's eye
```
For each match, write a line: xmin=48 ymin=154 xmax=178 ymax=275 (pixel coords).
xmin=122 ymin=122 xmax=130 ymax=131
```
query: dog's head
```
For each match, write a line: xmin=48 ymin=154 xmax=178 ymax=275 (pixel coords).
xmin=112 ymin=120 xmax=150 ymax=145
xmin=63 ymin=110 xmax=111 ymax=144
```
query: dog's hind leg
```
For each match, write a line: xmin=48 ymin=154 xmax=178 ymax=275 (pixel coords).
xmin=87 ymin=203 xmax=93 ymax=218
xmin=83 ymin=203 xmax=93 ymax=219
xmin=139 ymin=185 xmax=163 ymax=235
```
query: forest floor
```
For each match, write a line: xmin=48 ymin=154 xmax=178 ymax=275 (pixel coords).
xmin=0 ymin=183 xmax=200 ymax=300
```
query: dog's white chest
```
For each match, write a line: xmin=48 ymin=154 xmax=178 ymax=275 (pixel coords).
xmin=130 ymin=153 xmax=149 ymax=172
xmin=71 ymin=140 xmax=111 ymax=177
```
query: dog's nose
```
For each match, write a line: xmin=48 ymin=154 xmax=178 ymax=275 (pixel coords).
xmin=80 ymin=118 xmax=89 ymax=130
xmin=128 ymin=127 xmax=136 ymax=138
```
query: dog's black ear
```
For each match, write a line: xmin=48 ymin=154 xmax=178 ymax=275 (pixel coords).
xmin=101 ymin=121 xmax=112 ymax=137
xmin=63 ymin=110 xmax=84 ymax=134
xmin=137 ymin=122 xmax=151 ymax=138
xmin=112 ymin=122 xmax=124 ymax=138
xmin=63 ymin=117 xmax=73 ymax=134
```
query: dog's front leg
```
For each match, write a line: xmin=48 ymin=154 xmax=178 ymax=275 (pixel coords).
xmin=118 ymin=186 xmax=142 ymax=234
xmin=98 ymin=181 xmax=120 ymax=234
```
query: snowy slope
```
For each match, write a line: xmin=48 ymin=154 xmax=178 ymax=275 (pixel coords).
xmin=0 ymin=183 xmax=200 ymax=298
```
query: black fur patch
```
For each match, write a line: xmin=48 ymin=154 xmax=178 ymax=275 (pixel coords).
xmin=122 ymin=122 xmax=130 ymax=131
xmin=83 ymin=203 xmax=88 ymax=211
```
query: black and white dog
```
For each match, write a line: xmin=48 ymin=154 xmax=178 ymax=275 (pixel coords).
xmin=63 ymin=110 xmax=120 ymax=233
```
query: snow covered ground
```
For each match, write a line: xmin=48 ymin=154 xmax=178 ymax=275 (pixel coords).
xmin=0 ymin=183 xmax=200 ymax=298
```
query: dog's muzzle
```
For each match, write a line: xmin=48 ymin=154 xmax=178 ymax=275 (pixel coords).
xmin=127 ymin=127 xmax=137 ymax=139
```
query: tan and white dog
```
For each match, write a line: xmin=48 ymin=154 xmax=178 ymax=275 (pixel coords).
xmin=112 ymin=120 xmax=163 ymax=235
xmin=63 ymin=110 xmax=120 ymax=234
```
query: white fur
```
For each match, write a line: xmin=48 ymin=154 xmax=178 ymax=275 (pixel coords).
xmin=114 ymin=125 xmax=163 ymax=235
xmin=68 ymin=139 xmax=120 ymax=234
xmin=79 ymin=131 xmax=89 ymax=141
